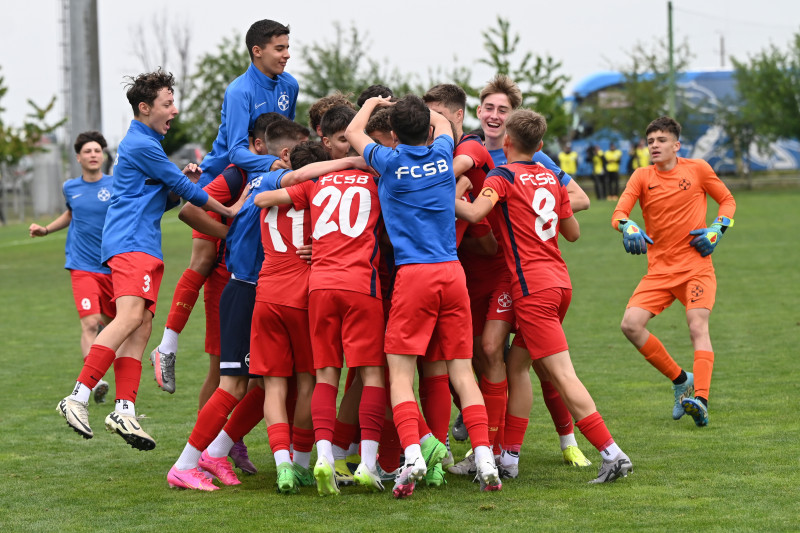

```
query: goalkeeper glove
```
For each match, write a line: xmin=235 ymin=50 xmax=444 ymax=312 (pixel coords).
xmin=617 ymin=219 xmax=653 ymax=255
xmin=689 ymin=216 xmax=733 ymax=257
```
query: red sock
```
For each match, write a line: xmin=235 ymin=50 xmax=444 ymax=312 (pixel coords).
xmin=332 ymin=420 xmax=358 ymax=451
xmin=221 ymin=386 xmax=265 ymax=442
xmin=311 ymin=382 xmax=338 ymax=443
xmin=292 ymin=426 xmax=315 ymax=453
xmin=540 ymin=380 xmax=574 ymax=435
xmin=502 ymin=413 xmax=529 ymax=453
xmin=693 ymin=350 xmax=714 ymax=400
xmin=479 ymin=376 xmax=508 ymax=449
xmin=165 ymin=268 xmax=206 ymax=333
xmin=392 ymin=400 xmax=420 ymax=450
xmin=420 ymin=375 xmax=451 ymax=442
xmin=575 ymin=411 xmax=614 ymax=452
xmin=113 ymin=357 xmax=141 ymax=403
xmin=188 ymin=388 xmax=238 ymax=450
xmin=461 ymin=404 xmax=490 ymax=449
xmin=359 ymin=385 xmax=386 ymax=443
xmin=77 ymin=345 xmax=116 ymax=389
xmin=266 ymin=422 xmax=291 ymax=454
xmin=639 ymin=334 xmax=682 ymax=381
xmin=378 ymin=415 xmax=402 ymax=472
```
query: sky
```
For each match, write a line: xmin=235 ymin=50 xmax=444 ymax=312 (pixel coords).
xmin=2 ymin=0 xmax=799 ymax=146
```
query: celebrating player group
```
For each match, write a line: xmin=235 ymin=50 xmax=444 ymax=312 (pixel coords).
xmin=42 ymin=18 xmax=735 ymax=499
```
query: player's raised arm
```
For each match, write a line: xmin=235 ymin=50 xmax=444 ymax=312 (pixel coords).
xmin=346 ymin=96 xmax=394 ymax=156
xmin=429 ymin=108 xmax=453 ymax=141
xmin=254 ymin=188 xmax=292 ymax=209
xmin=455 ymin=187 xmax=497 ymax=224
xmin=280 ymin=155 xmax=367 ymax=188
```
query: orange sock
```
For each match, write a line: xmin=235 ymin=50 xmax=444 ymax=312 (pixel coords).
xmin=638 ymin=334 xmax=682 ymax=381
xmin=693 ymin=350 xmax=714 ymax=400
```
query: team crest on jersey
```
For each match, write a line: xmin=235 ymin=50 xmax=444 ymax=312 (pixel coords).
xmin=97 ymin=187 xmax=111 ymax=202
xmin=690 ymin=285 xmax=703 ymax=298
xmin=251 ymin=175 xmax=263 ymax=189
xmin=278 ymin=93 xmax=290 ymax=112
xmin=497 ymin=292 xmax=512 ymax=308
xmin=245 ymin=353 xmax=250 ymax=370
xmin=679 ymin=178 xmax=691 ymax=190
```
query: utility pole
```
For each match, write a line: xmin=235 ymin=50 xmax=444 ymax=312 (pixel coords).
xmin=667 ymin=1 xmax=676 ymax=117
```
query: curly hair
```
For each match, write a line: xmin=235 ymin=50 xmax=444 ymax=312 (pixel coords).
xmin=124 ymin=69 xmax=175 ymax=116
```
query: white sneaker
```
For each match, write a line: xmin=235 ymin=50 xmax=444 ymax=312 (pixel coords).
xmin=104 ymin=411 xmax=156 ymax=451
xmin=447 ymin=450 xmax=477 ymax=475
xmin=92 ymin=379 xmax=109 ymax=404
xmin=354 ymin=462 xmax=385 ymax=492
xmin=475 ymin=458 xmax=502 ymax=491
xmin=57 ymin=397 xmax=92 ymax=439
xmin=588 ymin=453 xmax=633 ymax=484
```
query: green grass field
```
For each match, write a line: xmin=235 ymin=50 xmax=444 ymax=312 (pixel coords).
xmin=1 ymin=188 xmax=798 ymax=532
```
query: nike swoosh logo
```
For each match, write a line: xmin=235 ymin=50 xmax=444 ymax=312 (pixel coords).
xmin=690 ymin=298 xmax=700 ymax=303
xmin=497 ymin=309 xmax=512 ymax=313
xmin=255 ymin=101 xmax=266 ymax=109
xmin=648 ymin=185 xmax=658 ymax=190
xmin=72 ymin=194 xmax=83 ymax=199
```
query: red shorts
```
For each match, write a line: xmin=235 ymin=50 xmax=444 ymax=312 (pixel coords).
xmin=512 ymin=287 xmax=571 ymax=359
xmin=191 ymin=211 xmax=223 ymax=243
xmin=385 ymin=261 xmax=472 ymax=359
xmin=250 ymin=301 xmax=314 ymax=377
xmin=466 ymin=270 xmax=515 ymax=336
xmin=107 ymin=252 xmax=164 ymax=315
xmin=69 ymin=270 xmax=116 ymax=319
xmin=628 ymin=270 xmax=717 ymax=314
xmin=309 ymin=289 xmax=386 ymax=369
xmin=203 ymin=264 xmax=230 ymax=356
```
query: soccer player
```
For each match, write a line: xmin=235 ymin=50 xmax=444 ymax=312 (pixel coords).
xmin=455 ymin=109 xmax=633 ymax=483
xmin=30 ymin=131 xmax=114 ymax=404
xmin=308 ymin=92 xmax=356 ymax=139
xmin=320 ymin=105 xmax=357 ymax=160
xmin=254 ymin=149 xmax=386 ymax=495
xmin=56 ymin=70 xmax=240 ymax=450
xmin=613 ymin=116 xmax=735 ymax=427
xmin=346 ymin=95 xmax=502 ymax=498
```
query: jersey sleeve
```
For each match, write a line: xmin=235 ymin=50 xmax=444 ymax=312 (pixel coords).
xmin=364 ymin=142 xmax=390 ymax=176
xmin=204 ymin=166 xmax=245 ymax=204
xmin=611 ymin=168 xmax=645 ymax=229
xmin=138 ymin=140 xmax=209 ymax=207
xmin=224 ymin=87 xmax=279 ymax=173
xmin=698 ymin=159 xmax=736 ymax=220
xmin=532 ymin=151 xmax=571 ymax=185
xmin=285 ymin=180 xmax=313 ymax=210
xmin=483 ymin=167 xmax=514 ymax=202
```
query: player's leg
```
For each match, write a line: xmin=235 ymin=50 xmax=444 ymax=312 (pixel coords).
xmin=498 ymin=342 xmax=532 ymax=479
xmin=331 ymin=373 xmax=361 ymax=485
xmin=682 ymin=307 xmax=713 ymax=426
xmin=354 ymin=364 xmax=386 ymax=491
xmin=263 ymin=375 xmax=298 ymax=494
xmin=478 ymin=318 xmax=510 ymax=458
xmin=196 ymin=266 xmax=228 ymax=406
xmin=221 ymin=379 xmax=265 ymax=474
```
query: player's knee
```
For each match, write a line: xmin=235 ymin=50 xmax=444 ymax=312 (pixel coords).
xmin=620 ymin=315 xmax=641 ymax=339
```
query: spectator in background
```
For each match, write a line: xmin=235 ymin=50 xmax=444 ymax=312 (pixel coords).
xmin=604 ymin=142 xmax=622 ymax=200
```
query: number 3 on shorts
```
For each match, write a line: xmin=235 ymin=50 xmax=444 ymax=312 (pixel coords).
xmin=142 ymin=274 xmax=151 ymax=293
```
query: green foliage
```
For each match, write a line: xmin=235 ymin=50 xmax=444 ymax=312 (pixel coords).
xmin=0 ymin=66 xmax=65 ymax=168
xmin=180 ymin=34 xmax=250 ymax=151
xmin=477 ymin=17 xmax=571 ymax=140
xmin=732 ymin=32 xmax=800 ymax=143
xmin=578 ymin=39 xmax=693 ymax=140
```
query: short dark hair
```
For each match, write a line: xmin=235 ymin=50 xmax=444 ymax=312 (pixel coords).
xmin=357 ymin=84 xmax=394 ymax=108
xmin=308 ymin=93 xmax=356 ymax=134
xmin=74 ymin=131 xmax=107 ymax=153
xmin=645 ymin=116 xmax=681 ymax=140
xmin=252 ymin=112 xmax=287 ymax=141
xmin=290 ymin=140 xmax=330 ymax=169
xmin=365 ymin=107 xmax=393 ymax=136
xmin=466 ymin=127 xmax=485 ymax=141
xmin=422 ymin=84 xmax=467 ymax=113
xmin=266 ymin=120 xmax=310 ymax=156
xmin=390 ymin=95 xmax=430 ymax=146
xmin=320 ymin=106 xmax=357 ymax=139
xmin=246 ymin=19 xmax=290 ymax=62
xmin=505 ymin=109 xmax=547 ymax=154
xmin=124 ymin=69 xmax=175 ymax=116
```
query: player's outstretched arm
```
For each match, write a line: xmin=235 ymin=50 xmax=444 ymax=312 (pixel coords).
xmin=689 ymin=216 xmax=733 ymax=257
xmin=559 ymin=215 xmax=580 ymax=242
xmin=346 ymin=96 xmax=394 ymax=156
xmin=280 ymin=156 xmax=368 ymax=188
xmin=178 ymin=202 xmax=230 ymax=240
xmin=615 ymin=219 xmax=653 ymax=255
xmin=29 ymin=210 xmax=72 ymax=237
xmin=455 ymin=187 xmax=497 ymax=224
xmin=565 ymin=179 xmax=590 ymax=212
xmin=254 ymin=189 xmax=292 ymax=209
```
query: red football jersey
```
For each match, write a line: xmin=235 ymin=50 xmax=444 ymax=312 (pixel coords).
xmin=286 ymin=169 xmax=382 ymax=297
xmin=483 ymin=162 xmax=573 ymax=299
xmin=255 ymin=202 xmax=311 ymax=309
xmin=202 ymin=164 xmax=248 ymax=268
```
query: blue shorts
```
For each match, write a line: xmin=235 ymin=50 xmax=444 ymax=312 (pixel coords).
xmin=219 ymin=278 xmax=257 ymax=377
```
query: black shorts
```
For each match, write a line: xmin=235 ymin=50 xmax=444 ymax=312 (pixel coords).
xmin=219 ymin=278 xmax=257 ymax=377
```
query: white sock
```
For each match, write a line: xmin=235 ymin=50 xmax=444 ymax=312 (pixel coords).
xmin=206 ymin=430 xmax=235 ymax=459
xmin=293 ymin=450 xmax=311 ymax=469
xmin=158 ymin=328 xmax=179 ymax=355
xmin=346 ymin=441 xmax=360 ymax=456
xmin=473 ymin=445 xmax=494 ymax=465
xmin=317 ymin=440 xmax=334 ymax=464
xmin=500 ymin=449 xmax=519 ymax=467
xmin=175 ymin=443 xmax=202 ymax=471
xmin=419 ymin=432 xmax=433 ymax=445
xmin=560 ymin=433 xmax=578 ymax=450
xmin=69 ymin=382 xmax=91 ymax=404
xmin=332 ymin=444 xmax=347 ymax=461
xmin=600 ymin=442 xmax=623 ymax=461
xmin=403 ymin=443 xmax=422 ymax=466
xmin=114 ymin=399 xmax=135 ymax=417
xmin=361 ymin=440 xmax=379 ymax=470
xmin=274 ymin=449 xmax=291 ymax=466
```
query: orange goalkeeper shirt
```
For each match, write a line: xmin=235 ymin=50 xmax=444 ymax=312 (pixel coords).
xmin=612 ymin=158 xmax=736 ymax=276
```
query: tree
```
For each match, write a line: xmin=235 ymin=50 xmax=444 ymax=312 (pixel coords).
xmin=732 ymin=32 xmax=800 ymax=143
xmin=714 ymin=99 xmax=756 ymax=185
xmin=477 ymin=17 xmax=571 ymax=140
